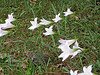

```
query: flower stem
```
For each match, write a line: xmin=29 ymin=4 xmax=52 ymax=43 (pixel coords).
xmin=51 ymin=35 xmax=56 ymax=47
xmin=79 ymin=55 xmax=83 ymax=67
xmin=56 ymin=24 xmax=60 ymax=35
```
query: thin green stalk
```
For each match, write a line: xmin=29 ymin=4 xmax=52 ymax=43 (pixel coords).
xmin=51 ymin=35 xmax=56 ymax=47
xmin=56 ymin=24 xmax=60 ymax=35
xmin=64 ymin=17 xmax=67 ymax=32
xmin=30 ymin=8 xmax=35 ymax=18
xmin=79 ymin=55 xmax=83 ymax=68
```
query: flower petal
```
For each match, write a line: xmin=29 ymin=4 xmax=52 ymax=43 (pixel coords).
xmin=0 ymin=29 xmax=9 ymax=37
xmin=71 ymin=50 xmax=81 ymax=58
xmin=58 ymin=52 xmax=70 ymax=61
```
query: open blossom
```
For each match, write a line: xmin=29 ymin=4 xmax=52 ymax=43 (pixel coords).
xmin=78 ymin=65 xmax=94 ymax=75
xmin=0 ymin=13 xmax=15 ymax=37
xmin=58 ymin=44 xmax=73 ymax=61
xmin=71 ymin=41 xmax=83 ymax=58
xmin=58 ymin=39 xmax=83 ymax=61
xmin=64 ymin=8 xmax=73 ymax=16
xmin=0 ymin=22 xmax=14 ymax=29
xmin=5 ymin=13 xmax=15 ymax=23
xmin=43 ymin=26 xmax=54 ymax=36
xmin=28 ymin=17 xmax=40 ymax=30
xmin=70 ymin=70 xmax=78 ymax=75
xmin=39 ymin=18 xmax=52 ymax=25
xmin=52 ymin=13 xmax=62 ymax=22
xmin=58 ymin=39 xmax=76 ymax=52
xmin=58 ymin=39 xmax=76 ymax=47
xmin=1 ymin=13 xmax=15 ymax=29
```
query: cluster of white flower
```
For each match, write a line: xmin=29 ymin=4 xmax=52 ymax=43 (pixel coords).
xmin=0 ymin=13 xmax=15 ymax=37
xmin=0 ymin=8 xmax=95 ymax=75
xmin=70 ymin=65 xmax=94 ymax=75
xmin=58 ymin=39 xmax=83 ymax=61
xmin=28 ymin=8 xmax=73 ymax=36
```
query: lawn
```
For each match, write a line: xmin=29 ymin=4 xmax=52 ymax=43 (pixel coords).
xmin=0 ymin=0 xmax=100 ymax=75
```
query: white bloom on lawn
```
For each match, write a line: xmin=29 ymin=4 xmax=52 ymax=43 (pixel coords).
xmin=58 ymin=44 xmax=73 ymax=61
xmin=58 ymin=39 xmax=76 ymax=47
xmin=52 ymin=13 xmax=62 ymax=22
xmin=0 ymin=13 xmax=15 ymax=37
xmin=28 ymin=17 xmax=40 ymax=30
xmin=71 ymin=41 xmax=83 ymax=58
xmin=70 ymin=70 xmax=78 ymax=75
xmin=0 ymin=13 xmax=15 ymax=29
xmin=64 ymin=8 xmax=73 ymax=16
xmin=5 ymin=13 xmax=15 ymax=23
xmin=58 ymin=39 xmax=76 ymax=52
xmin=0 ymin=28 xmax=9 ymax=37
xmin=58 ymin=39 xmax=83 ymax=61
xmin=43 ymin=26 xmax=54 ymax=36
xmin=78 ymin=65 xmax=94 ymax=75
xmin=0 ymin=22 xmax=14 ymax=29
xmin=39 ymin=18 xmax=52 ymax=25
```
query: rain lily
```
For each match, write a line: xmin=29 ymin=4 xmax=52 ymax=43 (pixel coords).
xmin=5 ymin=13 xmax=15 ymax=23
xmin=58 ymin=39 xmax=76 ymax=47
xmin=58 ymin=44 xmax=73 ymax=61
xmin=64 ymin=8 xmax=73 ymax=16
xmin=78 ymin=65 xmax=94 ymax=75
xmin=71 ymin=41 xmax=83 ymax=58
xmin=0 ymin=13 xmax=15 ymax=37
xmin=58 ymin=39 xmax=76 ymax=52
xmin=52 ymin=13 xmax=62 ymax=22
xmin=70 ymin=70 xmax=78 ymax=75
xmin=28 ymin=17 xmax=40 ymax=30
xmin=39 ymin=18 xmax=52 ymax=25
xmin=0 ymin=13 xmax=15 ymax=29
xmin=73 ymin=41 xmax=83 ymax=50
xmin=0 ymin=22 xmax=14 ymax=29
xmin=58 ymin=39 xmax=83 ymax=61
xmin=71 ymin=49 xmax=82 ymax=59
xmin=43 ymin=26 xmax=54 ymax=36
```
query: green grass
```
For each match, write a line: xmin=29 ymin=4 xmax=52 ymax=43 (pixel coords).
xmin=0 ymin=0 xmax=100 ymax=75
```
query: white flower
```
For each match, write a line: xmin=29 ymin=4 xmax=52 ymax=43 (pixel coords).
xmin=5 ymin=13 xmax=15 ymax=23
xmin=71 ymin=50 xmax=82 ymax=59
xmin=64 ymin=8 xmax=73 ymax=16
xmin=0 ymin=13 xmax=15 ymax=37
xmin=71 ymin=41 xmax=83 ymax=58
xmin=72 ymin=41 xmax=82 ymax=50
xmin=0 ymin=28 xmax=9 ymax=37
xmin=70 ymin=70 xmax=78 ymax=75
xmin=58 ymin=39 xmax=76 ymax=47
xmin=0 ymin=22 xmax=14 ymax=29
xmin=58 ymin=39 xmax=76 ymax=52
xmin=58 ymin=45 xmax=73 ymax=61
xmin=58 ymin=39 xmax=82 ymax=61
xmin=78 ymin=65 xmax=93 ymax=75
xmin=52 ymin=13 xmax=62 ymax=22
xmin=39 ymin=18 xmax=51 ymax=25
xmin=43 ymin=26 xmax=54 ymax=36
xmin=0 ymin=13 xmax=15 ymax=29
xmin=28 ymin=17 xmax=40 ymax=30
